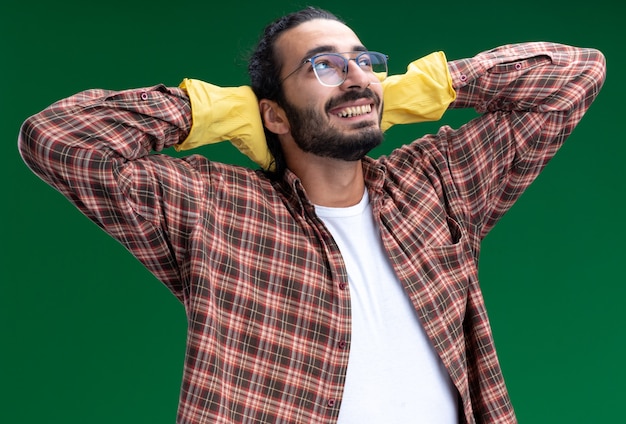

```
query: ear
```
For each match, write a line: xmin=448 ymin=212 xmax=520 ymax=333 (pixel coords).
xmin=259 ymin=99 xmax=290 ymax=135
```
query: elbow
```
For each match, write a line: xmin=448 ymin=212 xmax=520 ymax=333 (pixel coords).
xmin=18 ymin=110 xmax=57 ymax=179
xmin=593 ymin=48 xmax=607 ymax=89
xmin=581 ymin=47 xmax=607 ymax=97
xmin=18 ymin=114 xmax=39 ymax=167
xmin=18 ymin=113 xmax=43 ymax=172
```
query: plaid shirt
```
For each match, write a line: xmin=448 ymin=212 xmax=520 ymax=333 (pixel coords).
xmin=19 ymin=42 xmax=605 ymax=423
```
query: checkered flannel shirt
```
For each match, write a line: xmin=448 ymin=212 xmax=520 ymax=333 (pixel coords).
xmin=19 ymin=42 xmax=605 ymax=423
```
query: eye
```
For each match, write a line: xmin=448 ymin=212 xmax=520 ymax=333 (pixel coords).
xmin=312 ymin=59 xmax=333 ymax=71
xmin=356 ymin=54 xmax=373 ymax=70
xmin=312 ymin=54 xmax=345 ymax=73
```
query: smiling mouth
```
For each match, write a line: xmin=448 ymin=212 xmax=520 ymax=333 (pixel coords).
xmin=335 ymin=104 xmax=373 ymax=118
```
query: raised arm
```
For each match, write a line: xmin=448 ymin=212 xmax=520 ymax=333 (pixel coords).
xmin=436 ymin=42 xmax=606 ymax=239
xmin=18 ymin=85 xmax=200 ymax=298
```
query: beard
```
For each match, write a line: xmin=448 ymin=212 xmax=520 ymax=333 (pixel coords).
xmin=281 ymin=89 xmax=384 ymax=162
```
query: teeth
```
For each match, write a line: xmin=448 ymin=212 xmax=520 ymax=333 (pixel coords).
xmin=337 ymin=104 xmax=372 ymax=118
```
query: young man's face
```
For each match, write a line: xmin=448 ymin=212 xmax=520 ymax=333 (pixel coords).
xmin=275 ymin=19 xmax=385 ymax=161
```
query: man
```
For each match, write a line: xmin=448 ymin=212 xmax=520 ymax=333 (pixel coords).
xmin=18 ymin=6 xmax=605 ymax=424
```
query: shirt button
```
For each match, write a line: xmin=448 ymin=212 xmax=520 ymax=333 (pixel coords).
xmin=338 ymin=340 xmax=347 ymax=349
xmin=140 ymin=92 xmax=149 ymax=100
xmin=515 ymin=62 xmax=522 ymax=70
xmin=339 ymin=282 xmax=347 ymax=290
xmin=327 ymin=398 xmax=336 ymax=407
xmin=460 ymin=74 xmax=468 ymax=82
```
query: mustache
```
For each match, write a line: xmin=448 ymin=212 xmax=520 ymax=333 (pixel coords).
xmin=325 ymin=87 xmax=382 ymax=112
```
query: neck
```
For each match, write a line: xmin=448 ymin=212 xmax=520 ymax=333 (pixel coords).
xmin=287 ymin=153 xmax=365 ymax=207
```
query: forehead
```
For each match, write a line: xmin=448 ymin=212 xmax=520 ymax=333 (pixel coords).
xmin=275 ymin=19 xmax=365 ymax=66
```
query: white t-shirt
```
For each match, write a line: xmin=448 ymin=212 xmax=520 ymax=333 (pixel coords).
xmin=315 ymin=191 xmax=458 ymax=424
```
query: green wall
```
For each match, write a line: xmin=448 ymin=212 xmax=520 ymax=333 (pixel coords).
xmin=2 ymin=0 xmax=623 ymax=422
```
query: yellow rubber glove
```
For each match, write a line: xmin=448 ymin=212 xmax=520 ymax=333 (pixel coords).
xmin=175 ymin=79 xmax=272 ymax=170
xmin=175 ymin=51 xmax=456 ymax=170
xmin=380 ymin=51 xmax=456 ymax=131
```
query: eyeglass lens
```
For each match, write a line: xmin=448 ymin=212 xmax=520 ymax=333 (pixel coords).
xmin=311 ymin=52 xmax=387 ymax=87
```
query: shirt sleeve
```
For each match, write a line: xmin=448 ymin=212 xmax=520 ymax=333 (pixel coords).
xmin=18 ymin=84 xmax=201 ymax=299
xmin=434 ymin=42 xmax=606 ymax=239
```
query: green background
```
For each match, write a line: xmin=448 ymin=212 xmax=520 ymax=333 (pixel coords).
xmin=1 ymin=0 xmax=623 ymax=422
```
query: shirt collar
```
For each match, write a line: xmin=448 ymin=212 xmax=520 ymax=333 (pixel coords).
xmin=273 ymin=157 xmax=388 ymax=215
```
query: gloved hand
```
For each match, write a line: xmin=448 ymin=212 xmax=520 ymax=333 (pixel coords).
xmin=175 ymin=79 xmax=272 ymax=170
xmin=175 ymin=51 xmax=456 ymax=170
xmin=380 ymin=51 xmax=456 ymax=131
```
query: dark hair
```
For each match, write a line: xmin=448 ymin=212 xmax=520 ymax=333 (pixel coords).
xmin=248 ymin=7 xmax=344 ymax=178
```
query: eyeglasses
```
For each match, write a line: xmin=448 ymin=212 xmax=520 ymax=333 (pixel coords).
xmin=281 ymin=51 xmax=389 ymax=87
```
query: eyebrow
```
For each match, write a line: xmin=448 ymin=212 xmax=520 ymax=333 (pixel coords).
xmin=299 ymin=44 xmax=368 ymax=63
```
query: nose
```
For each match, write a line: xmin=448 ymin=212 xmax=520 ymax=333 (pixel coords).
xmin=341 ymin=59 xmax=374 ymax=90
